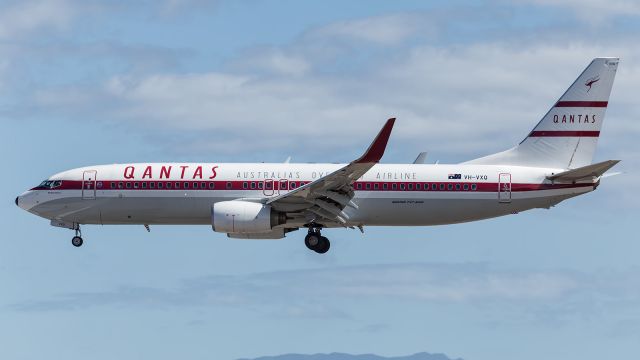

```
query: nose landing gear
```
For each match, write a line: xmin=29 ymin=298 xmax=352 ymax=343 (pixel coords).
xmin=304 ymin=227 xmax=330 ymax=254
xmin=71 ymin=227 xmax=83 ymax=247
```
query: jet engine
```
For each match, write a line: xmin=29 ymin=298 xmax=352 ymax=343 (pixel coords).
xmin=212 ymin=200 xmax=286 ymax=234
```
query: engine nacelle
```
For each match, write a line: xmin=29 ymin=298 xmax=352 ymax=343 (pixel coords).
xmin=212 ymin=200 xmax=286 ymax=234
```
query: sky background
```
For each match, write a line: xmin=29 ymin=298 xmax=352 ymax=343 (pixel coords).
xmin=1 ymin=1 xmax=639 ymax=359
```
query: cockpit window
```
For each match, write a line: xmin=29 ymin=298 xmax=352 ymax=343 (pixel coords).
xmin=38 ymin=180 xmax=62 ymax=189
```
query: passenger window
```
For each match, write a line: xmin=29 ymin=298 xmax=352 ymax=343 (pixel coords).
xmin=243 ymin=182 xmax=248 ymax=189
xmin=432 ymin=184 xmax=437 ymax=190
xmin=455 ymin=184 xmax=461 ymax=190
xmin=201 ymin=182 xmax=206 ymax=189
xmin=142 ymin=182 xmax=148 ymax=189
xmin=110 ymin=182 xmax=116 ymax=189
xmin=134 ymin=182 xmax=139 ymax=189
xmin=439 ymin=184 xmax=445 ymax=190
xmin=126 ymin=182 xmax=132 ymax=189
xmin=471 ymin=184 xmax=477 ymax=191
xmin=174 ymin=182 xmax=180 ymax=189
xmin=392 ymin=183 xmax=397 ymax=190
xmin=257 ymin=182 xmax=263 ymax=189
xmin=184 ymin=182 xmax=189 ymax=189
xmin=408 ymin=183 xmax=414 ymax=190
xmin=374 ymin=183 xmax=379 ymax=190
xmin=209 ymin=182 xmax=215 ymax=189
xmin=158 ymin=182 xmax=163 ymax=189
xmin=166 ymin=182 xmax=172 ymax=189
xmin=463 ymin=184 xmax=469 ymax=190
xmin=251 ymin=182 xmax=256 ymax=189
xmin=416 ymin=183 xmax=421 ymax=190
xmin=226 ymin=182 xmax=232 ymax=189
xmin=290 ymin=182 xmax=297 ymax=189
xmin=383 ymin=183 xmax=388 ymax=190
xmin=150 ymin=182 xmax=155 ymax=189
xmin=356 ymin=183 xmax=362 ymax=190
xmin=447 ymin=184 xmax=453 ymax=190
xmin=366 ymin=183 xmax=371 ymax=190
xmin=118 ymin=182 xmax=124 ymax=189
xmin=195 ymin=182 xmax=200 ymax=189
xmin=400 ymin=183 xmax=405 ymax=190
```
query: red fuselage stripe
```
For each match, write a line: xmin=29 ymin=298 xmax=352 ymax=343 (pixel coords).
xmin=32 ymin=180 xmax=593 ymax=193
xmin=529 ymin=131 xmax=600 ymax=137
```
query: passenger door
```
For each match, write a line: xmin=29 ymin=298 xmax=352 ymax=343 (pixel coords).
xmin=82 ymin=170 xmax=97 ymax=200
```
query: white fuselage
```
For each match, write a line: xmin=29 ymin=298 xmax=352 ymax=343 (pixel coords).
xmin=17 ymin=162 xmax=594 ymax=229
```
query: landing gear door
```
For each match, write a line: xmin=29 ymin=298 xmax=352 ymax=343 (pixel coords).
xmin=82 ymin=170 xmax=97 ymax=200
xmin=498 ymin=173 xmax=511 ymax=203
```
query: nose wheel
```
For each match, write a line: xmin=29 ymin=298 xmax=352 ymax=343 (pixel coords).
xmin=71 ymin=227 xmax=83 ymax=247
xmin=304 ymin=228 xmax=330 ymax=254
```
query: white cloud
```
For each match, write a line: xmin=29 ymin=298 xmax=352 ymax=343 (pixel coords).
xmin=232 ymin=48 xmax=311 ymax=76
xmin=329 ymin=265 xmax=581 ymax=302
xmin=13 ymin=263 xmax=639 ymax=325
xmin=307 ymin=13 xmax=429 ymax=45
xmin=0 ymin=0 xmax=76 ymax=40
xmin=31 ymin=39 xmax=640 ymax=164
xmin=516 ymin=0 xmax=640 ymax=20
xmin=8 ymin=264 xmax=591 ymax=310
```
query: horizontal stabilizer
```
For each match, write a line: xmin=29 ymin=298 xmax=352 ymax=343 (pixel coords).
xmin=547 ymin=160 xmax=620 ymax=182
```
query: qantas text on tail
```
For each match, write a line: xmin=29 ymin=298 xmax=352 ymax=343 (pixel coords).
xmin=16 ymin=58 xmax=621 ymax=253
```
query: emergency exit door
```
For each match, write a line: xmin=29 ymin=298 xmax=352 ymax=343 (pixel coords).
xmin=498 ymin=173 xmax=511 ymax=203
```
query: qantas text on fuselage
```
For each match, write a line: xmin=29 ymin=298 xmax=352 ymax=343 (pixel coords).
xmin=16 ymin=58 xmax=621 ymax=253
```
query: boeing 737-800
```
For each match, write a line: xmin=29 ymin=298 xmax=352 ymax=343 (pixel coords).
xmin=16 ymin=58 xmax=621 ymax=253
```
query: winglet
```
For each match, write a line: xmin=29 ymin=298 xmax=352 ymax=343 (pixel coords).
xmin=354 ymin=118 xmax=395 ymax=163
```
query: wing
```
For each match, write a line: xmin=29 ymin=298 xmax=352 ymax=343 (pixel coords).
xmin=267 ymin=118 xmax=395 ymax=226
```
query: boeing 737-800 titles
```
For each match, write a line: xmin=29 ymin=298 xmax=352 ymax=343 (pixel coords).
xmin=16 ymin=58 xmax=621 ymax=253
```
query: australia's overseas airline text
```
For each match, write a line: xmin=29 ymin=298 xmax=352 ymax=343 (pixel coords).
xmin=121 ymin=165 xmax=491 ymax=182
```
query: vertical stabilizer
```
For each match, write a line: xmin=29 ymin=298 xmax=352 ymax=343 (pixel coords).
xmin=466 ymin=58 xmax=619 ymax=169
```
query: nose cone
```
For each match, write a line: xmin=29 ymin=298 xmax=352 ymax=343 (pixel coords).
xmin=16 ymin=191 xmax=38 ymax=212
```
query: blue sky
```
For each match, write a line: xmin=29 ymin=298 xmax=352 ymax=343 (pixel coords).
xmin=1 ymin=1 xmax=639 ymax=359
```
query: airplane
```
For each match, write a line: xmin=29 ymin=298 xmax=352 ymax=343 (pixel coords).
xmin=16 ymin=57 xmax=621 ymax=253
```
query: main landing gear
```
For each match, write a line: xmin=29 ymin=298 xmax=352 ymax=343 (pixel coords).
xmin=71 ymin=227 xmax=83 ymax=247
xmin=305 ymin=227 xmax=330 ymax=254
